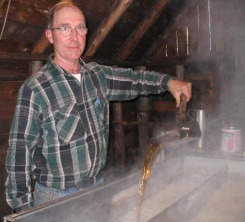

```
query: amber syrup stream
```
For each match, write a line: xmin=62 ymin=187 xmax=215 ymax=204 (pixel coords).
xmin=136 ymin=143 xmax=162 ymax=222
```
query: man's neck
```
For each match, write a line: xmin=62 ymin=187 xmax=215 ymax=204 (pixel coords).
xmin=53 ymin=57 xmax=81 ymax=74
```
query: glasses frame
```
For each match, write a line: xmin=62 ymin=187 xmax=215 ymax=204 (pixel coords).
xmin=50 ymin=25 xmax=88 ymax=37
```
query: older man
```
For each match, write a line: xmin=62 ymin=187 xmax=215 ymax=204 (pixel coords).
xmin=5 ymin=1 xmax=191 ymax=212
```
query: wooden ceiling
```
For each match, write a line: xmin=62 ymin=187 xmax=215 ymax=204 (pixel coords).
xmin=0 ymin=0 xmax=189 ymax=64
xmin=1 ymin=0 xmax=245 ymax=67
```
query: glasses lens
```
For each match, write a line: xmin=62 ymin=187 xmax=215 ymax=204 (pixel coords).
xmin=76 ymin=27 xmax=87 ymax=36
xmin=56 ymin=26 xmax=71 ymax=36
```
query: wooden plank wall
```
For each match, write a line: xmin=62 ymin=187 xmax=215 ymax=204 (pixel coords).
xmin=0 ymin=60 xmax=28 ymax=160
xmin=152 ymin=0 xmax=245 ymax=120
xmin=0 ymin=60 xmax=28 ymax=219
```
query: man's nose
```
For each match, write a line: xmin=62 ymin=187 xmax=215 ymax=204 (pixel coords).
xmin=70 ymin=28 xmax=78 ymax=39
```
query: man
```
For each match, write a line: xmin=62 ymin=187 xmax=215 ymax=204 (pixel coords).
xmin=5 ymin=1 xmax=191 ymax=212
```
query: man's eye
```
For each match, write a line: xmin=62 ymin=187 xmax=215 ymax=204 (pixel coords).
xmin=60 ymin=26 xmax=69 ymax=31
xmin=77 ymin=26 xmax=85 ymax=30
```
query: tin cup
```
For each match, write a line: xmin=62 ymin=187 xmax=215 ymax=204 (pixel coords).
xmin=187 ymin=109 xmax=206 ymax=148
xmin=221 ymin=127 xmax=242 ymax=153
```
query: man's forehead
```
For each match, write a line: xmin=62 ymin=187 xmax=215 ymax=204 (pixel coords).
xmin=53 ymin=6 xmax=85 ymax=23
xmin=54 ymin=6 xmax=84 ymax=17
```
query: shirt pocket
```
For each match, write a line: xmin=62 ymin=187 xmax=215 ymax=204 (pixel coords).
xmin=54 ymin=104 xmax=84 ymax=144
xmin=93 ymin=96 xmax=107 ymax=127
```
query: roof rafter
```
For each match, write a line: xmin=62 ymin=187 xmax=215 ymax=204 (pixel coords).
xmin=84 ymin=0 xmax=133 ymax=57
xmin=116 ymin=0 xmax=169 ymax=61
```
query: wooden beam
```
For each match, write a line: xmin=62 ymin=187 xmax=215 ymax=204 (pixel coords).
xmin=116 ymin=0 xmax=169 ymax=61
xmin=0 ymin=51 xmax=48 ymax=60
xmin=84 ymin=0 xmax=133 ymax=57
xmin=0 ymin=67 xmax=28 ymax=81
xmin=0 ymin=40 xmax=32 ymax=53
xmin=142 ymin=0 xmax=195 ymax=61
xmin=32 ymin=32 xmax=50 ymax=54
xmin=0 ymin=51 xmax=223 ymax=67
xmin=13 ymin=0 xmax=57 ymax=10
xmin=0 ymin=21 xmax=43 ymax=43
xmin=0 ymin=0 xmax=6 ymax=9
xmin=0 ymin=1 xmax=47 ymax=27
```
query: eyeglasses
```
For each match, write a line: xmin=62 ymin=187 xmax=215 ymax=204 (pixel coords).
xmin=50 ymin=25 xmax=88 ymax=37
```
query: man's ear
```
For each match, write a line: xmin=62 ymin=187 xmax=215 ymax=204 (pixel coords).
xmin=45 ymin=29 xmax=53 ymax=44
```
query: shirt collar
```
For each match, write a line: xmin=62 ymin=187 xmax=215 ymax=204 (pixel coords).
xmin=47 ymin=54 xmax=86 ymax=77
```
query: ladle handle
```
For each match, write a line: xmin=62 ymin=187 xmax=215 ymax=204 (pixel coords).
xmin=178 ymin=94 xmax=187 ymax=125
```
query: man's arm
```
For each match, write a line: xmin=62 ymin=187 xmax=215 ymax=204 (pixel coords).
xmin=5 ymin=84 xmax=39 ymax=211
xmin=100 ymin=64 xmax=191 ymax=104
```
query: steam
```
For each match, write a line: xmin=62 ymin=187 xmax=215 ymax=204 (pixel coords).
xmin=4 ymin=1 xmax=245 ymax=222
xmin=215 ymin=0 xmax=245 ymax=129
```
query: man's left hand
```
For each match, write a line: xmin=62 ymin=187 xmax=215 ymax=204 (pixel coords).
xmin=167 ymin=79 xmax=192 ymax=107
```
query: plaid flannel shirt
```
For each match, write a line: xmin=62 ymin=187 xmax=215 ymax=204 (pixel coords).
xmin=5 ymin=56 xmax=172 ymax=209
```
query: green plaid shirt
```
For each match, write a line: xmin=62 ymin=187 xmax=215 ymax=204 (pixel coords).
xmin=5 ymin=56 xmax=172 ymax=209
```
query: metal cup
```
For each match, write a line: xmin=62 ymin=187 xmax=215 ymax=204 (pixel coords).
xmin=196 ymin=110 xmax=205 ymax=148
xmin=187 ymin=109 xmax=206 ymax=148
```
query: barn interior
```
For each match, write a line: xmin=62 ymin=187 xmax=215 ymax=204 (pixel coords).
xmin=1 ymin=0 xmax=245 ymax=221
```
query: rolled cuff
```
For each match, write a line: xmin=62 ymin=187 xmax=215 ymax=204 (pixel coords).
xmin=162 ymin=75 xmax=176 ymax=90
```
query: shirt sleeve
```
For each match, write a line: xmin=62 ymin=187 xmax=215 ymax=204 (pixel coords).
xmin=98 ymin=64 xmax=173 ymax=101
xmin=5 ymin=83 xmax=40 ymax=209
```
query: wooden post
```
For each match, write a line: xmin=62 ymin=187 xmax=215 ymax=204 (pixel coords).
xmin=135 ymin=66 xmax=151 ymax=157
xmin=112 ymin=101 xmax=125 ymax=172
xmin=137 ymin=98 xmax=151 ymax=157
xmin=176 ymin=64 xmax=184 ymax=80
xmin=29 ymin=61 xmax=43 ymax=76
